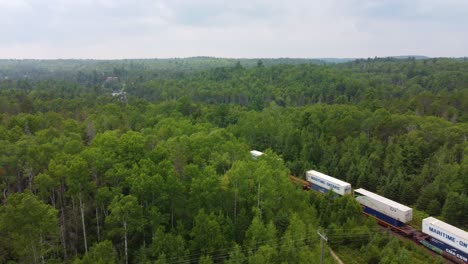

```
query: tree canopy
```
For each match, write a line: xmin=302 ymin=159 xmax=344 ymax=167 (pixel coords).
xmin=1 ymin=57 xmax=467 ymax=263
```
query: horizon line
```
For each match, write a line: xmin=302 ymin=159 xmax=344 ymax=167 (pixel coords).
xmin=1 ymin=55 xmax=458 ymax=61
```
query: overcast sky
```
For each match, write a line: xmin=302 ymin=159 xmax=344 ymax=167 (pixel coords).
xmin=0 ymin=0 xmax=467 ymax=59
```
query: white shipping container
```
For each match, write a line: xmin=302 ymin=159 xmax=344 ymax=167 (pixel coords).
xmin=250 ymin=150 xmax=264 ymax=159
xmin=305 ymin=170 xmax=352 ymax=196
xmin=422 ymin=217 xmax=468 ymax=254
xmin=354 ymin=188 xmax=413 ymax=223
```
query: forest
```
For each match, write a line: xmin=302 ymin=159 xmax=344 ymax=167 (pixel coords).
xmin=0 ymin=57 xmax=467 ymax=264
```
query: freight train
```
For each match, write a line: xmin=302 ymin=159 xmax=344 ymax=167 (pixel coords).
xmin=251 ymin=150 xmax=468 ymax=263
xmin=302 ymin=170 xmax=467 ymax=264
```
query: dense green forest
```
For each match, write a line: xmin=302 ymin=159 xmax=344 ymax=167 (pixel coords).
xmin=0 ymin=57 xmax=467 ymax=263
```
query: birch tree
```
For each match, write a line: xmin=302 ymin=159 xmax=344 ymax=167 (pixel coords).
xmin=106 ymin=194 xmax=143 ymax=264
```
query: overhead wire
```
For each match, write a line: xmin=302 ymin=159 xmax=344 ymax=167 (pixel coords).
xmin=160 ymin=228 xmax=386 ymax=264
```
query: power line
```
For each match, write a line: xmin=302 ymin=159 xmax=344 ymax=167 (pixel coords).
xmin=158 ymin=228 xmax=391 ymax=264
xmin=158 ymin=225 xmax=385 ymax=264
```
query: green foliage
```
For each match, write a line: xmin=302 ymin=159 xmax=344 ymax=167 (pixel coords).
xmin=198 ymin=255 xmax=214 ymax=264
xmin=247 ymin=245 xmax=277 ymax=264
xmin=105 ymin=194 xmax=144 ymax=263
xmin=227 ymin=244 xmax=246 ymax=264
xmin=0 ymin=192 xmax=58 ymax=263
xmin=442 ymin=192 xmax=468 ymax=226
xmin=145 ymin=228 xmax=188 ymax=263
xmin=1 ymin=58 xmax=466 ymax=263
xmin=106 ymin=194 xmax=144 ymax=235
xmin=244 ymin=213 xmax=277 ymax=251
xmin=190 ymin=209 xmax=226 ymax=255
xmin=73 ymin=240 xmax=117 ymax=264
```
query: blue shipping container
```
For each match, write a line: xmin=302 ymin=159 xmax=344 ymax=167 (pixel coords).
xmin=428 ymin=237 xmax=468 ymax=263
xmin=311 ymin=184 xmax=329 ymax=194
xmin=362 ymin=206 xmax=406 ymax=227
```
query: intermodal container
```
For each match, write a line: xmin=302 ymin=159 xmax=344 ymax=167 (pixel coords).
xmin=305 ymin=170 xmax=352 ymax=196
xmin=354 ymin=188 xmax=412 ymax=226
xmin=427 ymin=237 xmax=468 ymax=263
xmin=422 ymin=217 xmax=468 ymax=255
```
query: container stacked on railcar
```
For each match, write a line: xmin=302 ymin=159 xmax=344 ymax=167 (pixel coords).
xmin=305 ymin=170 xmax=352 ymax=196
xmin=273 ymin=149 xmax=466 ymax=263
xmin=422 ymin=217 xmax=468 ymax=263
xmin=354 ymin=188 xmax=413 ymax=227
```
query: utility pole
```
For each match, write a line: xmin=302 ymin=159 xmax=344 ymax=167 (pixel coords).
xmin=317 ymin=229 xmax=328 ymax=264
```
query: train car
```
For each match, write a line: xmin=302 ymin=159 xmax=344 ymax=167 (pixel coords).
xmin=305 ymin=170 xmax=352 ymax=196
xmin=250 ymin=150 xmax=264 ymax=159
xmin=288 ymin=168 xmax=467 ymax=262
xmin=422 ymin=217 xmax=468 ymax=263
xmin=354 ymin=188 xmax=413 ymax=227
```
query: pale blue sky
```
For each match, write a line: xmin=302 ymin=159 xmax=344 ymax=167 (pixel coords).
xmin=0 ymin=0 xmax=467 ymax=59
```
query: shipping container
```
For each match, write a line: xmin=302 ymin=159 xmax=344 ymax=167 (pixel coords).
xmin=422 ymin=217 xmax=468 ymax=254
xmin=250 ymin=150 xmax=264 ymax=159
xmin=305 ymin=170 xmax=352 ymax=196
xmin=354 ymin=188 xmax=412 ymax=226
xmin=426 ymin=237 xmax=468 ymax=263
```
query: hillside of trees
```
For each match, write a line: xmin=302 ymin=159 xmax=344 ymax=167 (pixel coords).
xmin=0 ymin=57 xmax=466 ymax=263
xmin=0 ymin=57 xmax=328 ymax=81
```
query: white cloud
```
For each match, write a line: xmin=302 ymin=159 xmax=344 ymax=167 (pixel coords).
xmin=0 ymin=0 xmax=466 ymax=58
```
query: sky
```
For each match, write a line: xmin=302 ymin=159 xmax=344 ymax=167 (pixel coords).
xmin=0 ymin=0 xmax=467 ymax=59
